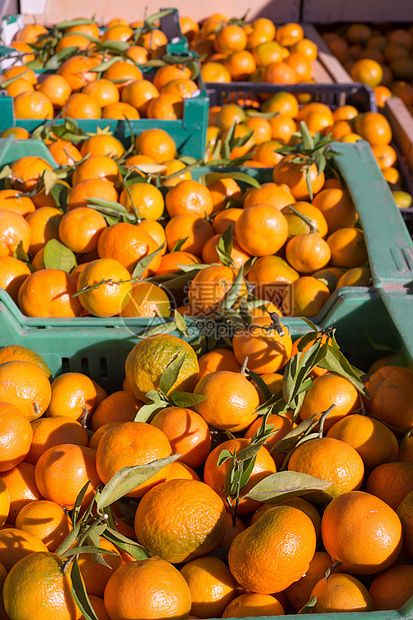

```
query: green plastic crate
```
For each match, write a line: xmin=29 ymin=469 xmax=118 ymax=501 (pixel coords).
xmin=0 ymin=138 xmax=412 ymax=388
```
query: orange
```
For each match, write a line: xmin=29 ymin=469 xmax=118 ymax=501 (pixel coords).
xmin=285 ymin=233 xmax=331 ymax=273
xmin=372 ymin=144 xmax=397 ymax=170
xmin=321 ymin=490 xmax=402 ymax=574
xmin=55 ymin=33 xmax=91 ymax=52
xmin=251 ymin=140 xmax=285 ymax=166
xmin=0 ymin=528 xmax=48 ymax=571
xmin=165 ymin=214 xmax=213 ymax=256
xmin=135 ymin=479 xmax=227 ymax=563
xmin=67 ymin=178 xmax=118 ymax=211
xmin=285 ymin=551 xmax=336 ymax=611
xmin=276 ymin=23 xmax=304 ymax=47
xmin=15 ymin=499 xmax=72 ymax=552
xmin=212 ymin=207 xmax=243 ymax=235
xmin=0 ymin=401 xmax=32 ymax=472
xmin=151 ymin=407 xmax=211 ymax=470
xmin=13 ymin=91 xmax=54 ymax=120
xmin=312 ymin=188 xmax=357 ymax=233
xmin=104 ymin=557 xmax=191 ymax=620
xmin=26 ymin=206 xmax=62 ymax=256
xmin=165 ymin=180 xmax=213 ymax=218
xmin=101 ymin=25 xmax=133 ymax=42
xmin=121 ymin=79 xmax=159 ymax=115
xmin=96 ymin=421 xmax=172 ymax=497
xmin=298 ymin=373 xmax=359 ymax=431
xmin=65 ymin=21 xmax=100 ymax=38
xmin=90 ymin=390 xmax=143 ymax=432
xmin=180 ymin=556 xmax=238 ymax=619
xmin=156 ymin=250 xmax=200 ymax=276
xmin=365 ymin=461 xmax=413 ymax=511
xmin=222 ymin=593 xmax=284 ymax=618
xmin=47 ymin=372 xmax=97 ymax=422
xmin=224 ymin=50 xmax=257 ymax=80
xmin=327 ymin=414 xmax=398 ymax=470
xmin=180 ymin=16 xmax=199 ymax=42
xmin=97 ymin=223 xmax=161 ymax=274
xmin=26 ymin=416 xmax=88 ymax=465
xmin=193 ymin=370 xmax=259 ymax=432
xmin=201 ymin=234 xmax=251 ymax=271
xmin=121 ymin=282 xmax=171 ymax=318
xmin=18 ymin=269 xmax=82 ymax=318
xmin=310 ymin=573 xmax=374 ymax=613
xmin=35 ymin=443 xmax=100 ymax=510
xmin=235 ymin=204 xmax=289 ymax=256
xmin=243 ymin=183 xmax=295 ymax=211
xmin=354 ymin=112 xmax=392 ymax=145
xmin=125 ymin=334 xmax=199 ymax=402
xmin=398 ymin=436 xmax=413 ymax=465
xmin=246 ymin=255 xmax=299 ymax=303
xmin=76 ymin=258 xmax=132 ymax=317
xmin=48 ymin=140 xmax=82 ymax=166
xmin=78 ymin=537 xmax=122 ymax=597
xmin=80 ymin=135 xmax=125 ymax=159
xmin=269 ymin=114 xmax=297 ymax=144
xmin=0 ymin=256 xmax=31 ymax=303
xmin=228 ymin=505 xmax=316 ymax=593
xmin=288 ymin=437 xmax=364 ymax=501
xmin=153 ymin=65 xmax=192 ymax=91
xmin=397 ymin=491 xmax=413 ymax=556
xmin=36 ymin=75 xmax=72 ymax=108
xmin=0 ymin=461 xmax=42 ymax=524
xmin=282 ymin=201 xmax=328 ymax=238
xmin=71 ymin=155 xmax=120 ymax=186
xmin=57 ymin=55 xmax=98 ymax=91
xmin=261 ymin=91 xmax=299 ymax=118
xmin=369 ymin=564 xmax=413 ymax=611
xmin=327 ymin=228 xmax=368 ymax=268
xmin=245 ymin=412 xmax=293 ymax=452
xmin=135 ymin=128 xmax=176 ymax=163
xmin=8 ymin=41 xmax=36 ymax=63
xmin=204 ymin=437 xmax=277 ymax=514
xmin=0 ymin=361 xmax=51 ymax=422
xmin=162 ymin=160 xmax=192 ymax=188
xmin=102 ymin=61 xmax=143 ymax=89
xmin=197 ymin=348 xmax=241 ymax=381
xmin=282 ymin=275 xmax=330 ymax=316
xmin=365 ymin=366 xmax=413 ymax=434
xmin=273 ymin=155 xmax=325 ymax=200
xmin=62 ymin=92 xmax=102 ymax=119
xmin=263 ymin=61 xmax=298 ymax=84
xmin=187 ymin=264 xmax=246 ymax=317
xmin=165 ymin=462 xmax=200 ymax=482
xmin=147 ymin=93 xmax=184 ymax=120
xmin=83 ymin=79 xmax=120 ymax=108
xmin=0 ymin=478 xmax=10 ymax=528
xmin=0 ymin=210 xmax=32 ymax=257
xmin=80 ymin=595 xmax=110 ymax=620
xmin=216 ymin=104 xmax=246 ymax=131
xmin=120 ymin=182 xmax=164 ymax=220
xmin=102 ymin=101 xmax=140 ymax=119
xmin=13 ymin=23 xmax=48 ymax=43
xmin=214 ymin=25 xmax=247 ymax=54
xmin=58 ymin=207 xmax=107 ymax=254
xmin=232 ymin=316 xmax=292 ymax=374
xmin=4 ymin=77 xmax=34 ymax=98
xmin=3 ymin=551 xmax=82 ymax=620
xmin=350 ymin=58 xmax=383 ymax=86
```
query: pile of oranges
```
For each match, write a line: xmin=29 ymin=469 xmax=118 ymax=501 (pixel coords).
xmin=0 ymin=325 xmax=413 ymax=619
xmin=0 ymin=122 xmax=374 ymax=321
xmin=1 ymin=54 xmax=199 ymax=121
xmin=320 ymin=23 xmax=413 ymax=113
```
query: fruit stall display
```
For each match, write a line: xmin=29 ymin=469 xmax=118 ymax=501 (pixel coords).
xmin=0 ymin=8 xmax=413 ymax=620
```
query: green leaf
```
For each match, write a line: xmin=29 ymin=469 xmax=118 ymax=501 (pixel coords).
xmin=71 ymin=557 xmax=99 ymax=620
xmin=103 ymin=527 xmax=151 ymax=560
xmin=132 ymin=243 xmax=165 ymax=279
xmin=55 ymin=522 xmax=81 ymax=556
xmin=97 ymin=40 xmax=130 ymax=53
xmin=45 ymin=47 xmax=78 ymax=69
xmin=56 ymin=17 xmax=97 ymax=28
xmin=50 ymin=182 xmax=69 ymax=210
xmin=90 ymin=57 xmax=121 ymax=72
xmin=62 ymin=545 xmax=119 ymax=558
xmin=13 ymin=240 xmax=30 ymax=263
xmin=317 ymin=345 xmax=368 ymax=395
xmin=174 ymin=309 xmax=189 ymax=338
xmin=298 ymin=596 xmax=318 ymax=614
xmin=248 ymin=370 xmax=272 ymax=401
xmin=159 ymin=352 xmax=186 ymax=395
xmin=244 ymin=471 xmax=334 ymax=503
xmin=218 ymin=222 xmax=234 ymax=257
xmin=299 ymin=121 xmax=315 ymax=151
xmin=86 ymin=197 xmax=131 ymax=214
xmin=203 ymin=171 xmax=261 ymax=189
xmin=71 ymin=481 xmax=90 ymax=526
xmin=96 ymin=456 xmax=180 ymax=509
xmin=171 ymin=237 xmax=189 ymax=252
xmin=270 ymin=414 xmax=319 ymax=457
xmin=170 ymin=392 xmax=207 ymax=407
xmin=137 ymin=321 xmax=177 ymax=339
xmin=221 ymin=266 xmax=244 ymax=310
xmin=43 ymin=239 xmax=77 ymax=273
xmin=134 ymin=399 xmax=168 ymax=423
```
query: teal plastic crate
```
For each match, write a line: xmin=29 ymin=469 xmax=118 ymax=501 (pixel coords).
xmin=0 ymin=138 xmax=412 ymax=387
